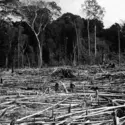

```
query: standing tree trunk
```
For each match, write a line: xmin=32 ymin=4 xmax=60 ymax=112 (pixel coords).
xmin=65 ymin=37 xmax=68 ymax=64
xmin=74 ymin=21 xmax=81 ymax=65
xmin=118 ymin=27 xmax=121 ymax=66
xmin=26 ymin=53 xmax=30 ymax=68
xmin=11 ymin=58 xmax=14 ymax=73
xmin=18 ymin=27 xmax=20 ymax=68
xmin=74 ymin=21 xmax=78 ymax=65
xmin=73 ymin=43 xmax=76 ymax=66
xmin=77 ymin=30 xmax=81 ymax=64
xmin=87 ymin=19 xmax=91 ymax=56
xmin=22 ymin=54 xmax=24 ymax=68
xmin=18 ymin=36 xmax=20 ymax=68
xmin=25 ymin=21 xmax=46 ymax=68
xmin=95 ymin=25 xmax=97 ymax=58
xmin=18 ymin=26 xmax=23 ymax=68
xmin=35 ymin=34 xmax=42 ymax=67
xmin=5 ymin=56 xmax=8 ymax=69
xmin=11 ymin=49 xmax=15 ymax=73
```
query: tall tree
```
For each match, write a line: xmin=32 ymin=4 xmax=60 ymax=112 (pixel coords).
xmin=81 ymin=0 xmax=105 ymax=58
xmin=20 ymin=0 xmax=61 ymax=67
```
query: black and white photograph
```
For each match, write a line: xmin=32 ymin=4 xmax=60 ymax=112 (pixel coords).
xmin=0 ymin=0 xmax=125 ymax=124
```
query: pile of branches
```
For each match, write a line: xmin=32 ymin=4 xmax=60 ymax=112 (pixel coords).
xmin=51 ymin=68 xmax=75 ymax=79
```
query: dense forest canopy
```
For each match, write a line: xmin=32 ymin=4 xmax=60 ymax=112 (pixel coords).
xmin=0 ymin=0 xmax=125 ymax=68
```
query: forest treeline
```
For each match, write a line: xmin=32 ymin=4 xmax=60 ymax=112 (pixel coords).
xmin=0 ymin=0 xmax=125 ymax=68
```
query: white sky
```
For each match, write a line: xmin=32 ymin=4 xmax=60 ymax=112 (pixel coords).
xmin=56 ymin=0 xmax=125 ymax=28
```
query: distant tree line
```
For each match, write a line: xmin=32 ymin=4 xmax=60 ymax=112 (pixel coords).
xmin=0 ymin=0 xmax=125 ymax=68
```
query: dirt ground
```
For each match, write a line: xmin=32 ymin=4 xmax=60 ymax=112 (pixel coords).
xmin=0 ymin=65 xmax=125 ymax=125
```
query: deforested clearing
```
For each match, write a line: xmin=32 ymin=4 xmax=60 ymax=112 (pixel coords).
xmin=0 ymin=65 xmax=125 ymax=125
